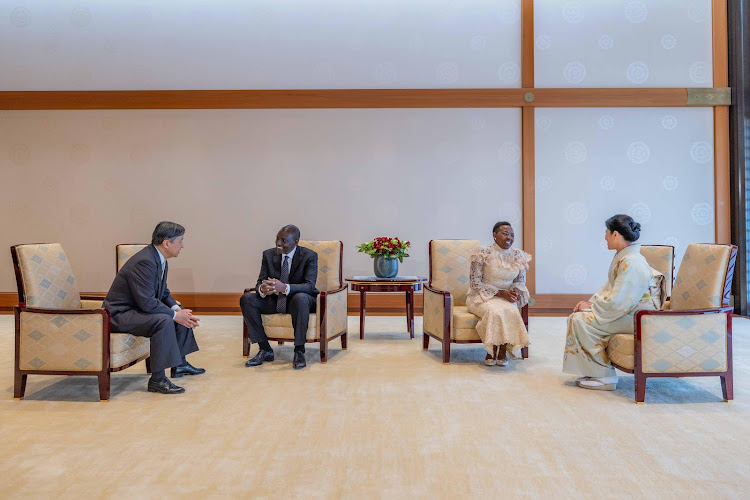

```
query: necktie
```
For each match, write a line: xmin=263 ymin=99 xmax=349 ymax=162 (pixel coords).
xmin=276 ymin=255 xmax=289 ymax=313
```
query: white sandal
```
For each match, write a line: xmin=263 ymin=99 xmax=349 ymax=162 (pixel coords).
xmin=576 ymin=378 xmax=617 ymax=391
xmin=484 ymin=353 xmax=497 ymax=366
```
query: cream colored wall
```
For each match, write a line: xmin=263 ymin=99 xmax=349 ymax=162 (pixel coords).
xmin=0 ymin=108 xmax=523 ymax=293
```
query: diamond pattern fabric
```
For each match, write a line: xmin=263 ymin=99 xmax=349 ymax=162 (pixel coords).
xmin=19 ymin=311 xmax=103 ymax=371
xmin=430 ymin=240 xmax=480 ymax=306
xmin=670 ymin=244 xmax=731 ymax=310
xmin=423 ymin=287 xmax=447 ymax=340
xmin=640 ymin=245 xmax=675 ymax=298
xmin=16 ymin=244 xmax=82 ymax=310
xmin=641 ymin=313 xmax=728 ymax=373
xmin=299 ymin=240 xmax=341 ymax=291
xmin=116 ymin=244 xmax=147 ymax=271
xmin=608 ymin=334 xmax=635 ymax=370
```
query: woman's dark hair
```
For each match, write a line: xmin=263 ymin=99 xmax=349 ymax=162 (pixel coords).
xmin=605 ymin=214 xmax=640 ymax=242
xmin=493 ymin=221 xmax=512 ymax=233
xmin=152 ymin=221 xmax=185 ymax=246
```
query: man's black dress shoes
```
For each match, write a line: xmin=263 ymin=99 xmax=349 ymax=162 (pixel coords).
xmin=147 ymin=378 xmax=185 ymax=394
xmin=293 ymin=350 xmax=306 ymax=370
xmin=171 ymin=362 xmax=206 ymax=378
xmin=245 ymin=349 xmax=275 ymax=367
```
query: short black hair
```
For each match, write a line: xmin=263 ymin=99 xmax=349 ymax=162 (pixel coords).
xmin=279 ymin=224 xmax=301 ymax=241
xmin=605 ymin=214 xmax=641 ymax=242
xmin=493 ymin=221 xmax=512 ymax=234
xmin=152 ymin=221 xmax=185 ymax=246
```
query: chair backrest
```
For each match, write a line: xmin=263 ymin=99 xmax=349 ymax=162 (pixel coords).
xmin=11 ymin=243 xmax=82 ymax=309
xmin=116 ymin=244 xmax=148 ymax=272
xmin=670 ymin=243 xmax=737 ymax=310
xmin=428 ymin=239 xmax=480 ymax=306
xmin=299 ymin=240 xmax=343 ymax=291
xmin=640 ymin=245 xmax=675 ymax=298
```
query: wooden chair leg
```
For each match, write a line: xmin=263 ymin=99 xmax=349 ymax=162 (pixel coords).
xmin=442 ymin=337 xmax=451 ymax=364
xmin=341 ymin=331 xmax=347 ymax=350
xmin=98 ymin=371 xmax=111 ymax=402
xmin=320 ymin=338 xmax=328 ymax=363
xmin=13 ymin=370 xmax=27 ymax=399
xmin=423 ymin=333 xmax=430 ymax=350
xmin=635 ymin=372 xmax=647 ymax=404
xmin=521 ymin=346 xmax=529 ymax=359
xmin=242 ymin=324 xmax=250 ymax=358
xmin=721 ymin=374 xmax=733 ymax=402
xmin=278 ymin=341 xmax=285 ymax=345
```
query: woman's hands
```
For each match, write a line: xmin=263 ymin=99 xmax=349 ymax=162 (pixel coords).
xmin=573 ymin=301 xmax=592 ymax=313
xmin=497 ymin=289 xmax=520 ymax=303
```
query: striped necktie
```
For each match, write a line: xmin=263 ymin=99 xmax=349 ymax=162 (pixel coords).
xmin=276 ymin=255 xmax=289 ymax=313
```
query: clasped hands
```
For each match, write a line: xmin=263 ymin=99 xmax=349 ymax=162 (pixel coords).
xmin=174 ymin=308 xmax=200 ymax=328
xmin=573 ymin=301 xmax=593 ymax=313
xmin=259 ymin=278 xmax=287 ymax=296
xmin=496 ymin=288 xmax=520 ymax=303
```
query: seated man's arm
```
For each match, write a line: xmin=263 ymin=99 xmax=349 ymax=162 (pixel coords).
xmin=126 ymin=259 xmax=176 ymax=316
xmin=255 ymin=252 xmax=271 ymax=297
xmin=288 ymin=252 xmax=318 ymax=296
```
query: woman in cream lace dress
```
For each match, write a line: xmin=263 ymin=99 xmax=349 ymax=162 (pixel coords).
xmin=467 ymin=221 xmax=531 ymax=366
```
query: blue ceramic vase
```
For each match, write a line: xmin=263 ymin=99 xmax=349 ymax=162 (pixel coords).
xmin=373 ymin=255 xmax=398 ymax=278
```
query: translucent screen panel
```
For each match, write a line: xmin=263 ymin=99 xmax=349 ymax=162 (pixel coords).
xmin=1 ymin=0 xmax=522 ymax=90
xmin=535 ymin=108 xmax=715 ymax=294
xmin=0 ymin=108 xmax=521 ymax=292
xmin=535 ymin=0 xmax=713 ymax=88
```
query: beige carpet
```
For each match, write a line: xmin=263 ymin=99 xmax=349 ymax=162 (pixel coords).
xmin=1 ymin=315 xmax=748 ymax=499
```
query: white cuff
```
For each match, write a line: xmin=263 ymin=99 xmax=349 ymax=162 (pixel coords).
xmin=284 ymin=284 xmax=290 ymax=295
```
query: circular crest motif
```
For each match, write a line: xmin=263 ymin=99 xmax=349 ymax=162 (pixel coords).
xmin=626 ymin=61 xmax=649 ymax=84
xmin=497 ymin=62 xmax=520 ymax=84
xmin=537 ymin=176 xmax=553 ymax=193
xmin=563 ymin=61 xmax=586 ymax=84
xmin=375 ymin=62 xmax=397 ymax=85
xmin=536 ymin=35 xmax=551 ymax=51
xmin=436 ymin=62 xmax=459 ymax=84
xmin=598 ymin=35 xmax=614 ymax=50
xmin=688 ymin=1 xmax=710 ymax=23
xmin=600 ymin=176 xmax=616 ymax=191
xmin=565 ymin=264 xmax=588 ymax=286
xmin=691 ymin=203 xmax=713 ymax=225
xmin=661 ymin=115 xmax=678 ymax=130
xmin=629 ymin=202 xmax=651 ymax=223
xmin=598 ymin=115 xmax=615 ymax=130
xmin=661 ymin=35 xmax=677 ymax=50
xmin=627 ymin=141 xmax=650 ymax=164
xmin=470 ymin=35 xmax=488 ymax=51
xmin=70 ymin=6 xmax=92 ymax=27
xmin=624 ymin=1 xmax=648 ymax=23
xmin=562 ymin=2 xmax=584 ymax=24
xmin=565 ymin=202 xmax=589 ymax=225
xmin=564 ymin=141 xmax=587 ymax=164
xmin=689 ymin=61 xmax=711 ymax=84
xmin=663 ymin=176 xmax=679 ymax=191
xmin=536 ymin=115 xmax=552 ymax=131
xmin=9 ymin=143 xmax=31 ymax=165
xmin=689 ymin=141 xmax=713 ymax=164
xmin=498 ymin=143 xmax=522 ymax=165
xmin=10 ymin=7 xmax=31 ymax=27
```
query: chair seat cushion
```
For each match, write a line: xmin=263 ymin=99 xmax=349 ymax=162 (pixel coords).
xmin=110 ymin=333 xmax=150 ymax=369
xmin=261 ymin=313 xmax=318 ymax=340
xmin=608 ymin=334 xmax=634 ymax=370
xmin=452 ymin=306 xmax=481 ymax=341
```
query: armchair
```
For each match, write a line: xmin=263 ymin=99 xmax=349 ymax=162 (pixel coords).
xmin=422 ymin=239 xmax=529 ymax=363
xmin=12 ymin=243 xmax=150 ymax=401
xmin=608 ymin=243 xmax=737 ymax=404
xmin=241 ymin=240 xmax=348 ymax=363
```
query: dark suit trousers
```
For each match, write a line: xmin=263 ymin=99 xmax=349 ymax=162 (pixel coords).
xmin=240 ymin=292 xmax=316 ymax=347
xmin=110 ymin=310 xmax=199 ymax=372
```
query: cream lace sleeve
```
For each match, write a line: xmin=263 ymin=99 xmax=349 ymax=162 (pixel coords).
xmin=510 ymin=268 xmax=530 ymax=308
xmin=469 ymin=256 xmax=499 ymax=303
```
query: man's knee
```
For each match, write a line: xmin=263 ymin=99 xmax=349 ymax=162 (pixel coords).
xmin=240 ymin=292 xmax=260 ymax=309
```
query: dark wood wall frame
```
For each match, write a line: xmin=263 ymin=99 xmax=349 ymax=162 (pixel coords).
xmin=728 ymin=0 xmax=750 ymax=315
xmin=0 ymin=3 xmax=736 ymax=313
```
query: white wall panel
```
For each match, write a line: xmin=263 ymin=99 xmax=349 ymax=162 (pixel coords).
xmin=535 ymin=107 xmax=715 ymax=294
xmin=535 ymin=0 xmax=713 ymax=88
xmin=1 ymin=1 xmax=522 ymax=90
xmin=0 ymin=108 xmax=522 ymax=292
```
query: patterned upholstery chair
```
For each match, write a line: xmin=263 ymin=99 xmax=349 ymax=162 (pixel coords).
xmin=608 ymin=243 xmax=737 ymax=404
xmin=422 ymin=240 xmax=529 ymax=363
xmin=11 ymin=244 xmax=150 ymax=401
xmin=242 ymin=241 xmax=348 ymax=363
xmin=116 ymin=244 xmax=147 ymax=271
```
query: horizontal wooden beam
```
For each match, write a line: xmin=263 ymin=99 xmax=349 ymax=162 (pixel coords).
xmin=0 ymin=88 xmax=726 ymax=110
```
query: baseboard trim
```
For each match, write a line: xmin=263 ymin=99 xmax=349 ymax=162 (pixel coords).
xmin=0 ymin=291 xmax=589 ymax=316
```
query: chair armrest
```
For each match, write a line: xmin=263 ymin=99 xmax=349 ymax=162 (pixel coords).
xmin=423 ymin=286 xmax=452 ymax=340
xmin=319 ymin=285 xmax=348 ymax=338
xmin=243 ymin=287 xmax=257 ymax=294
xmin=636 ymin=307 xmax=732 ymax=321
xmin=424 ymin=284 xmax=451 ymax=296
xmin=319 ymin=284 xmax=348 ymax=296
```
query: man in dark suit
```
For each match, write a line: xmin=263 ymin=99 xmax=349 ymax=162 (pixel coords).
xmin=104 ymin=221 xmax=204 ymax=394
xmin=240 ymin=224 xmax=318 ymax=369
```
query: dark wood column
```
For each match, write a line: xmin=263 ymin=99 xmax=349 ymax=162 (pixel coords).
xmin=729 ymin=0 xmax=750 ymax=314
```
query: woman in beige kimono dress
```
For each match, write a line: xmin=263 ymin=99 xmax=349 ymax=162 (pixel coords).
xmin=467 ymin=222 xmax=531 ymax=366
xmin=563 ymin=214 xmax=657 ymax=391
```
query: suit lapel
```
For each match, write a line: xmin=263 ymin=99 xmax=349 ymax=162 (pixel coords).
xmin=272 ymin=252 xmax=282 ymax=278
xmin=151 ymin=245 xmax=165 ymax=298
xmin=289 ymin=246 xmax=303 ymax=277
